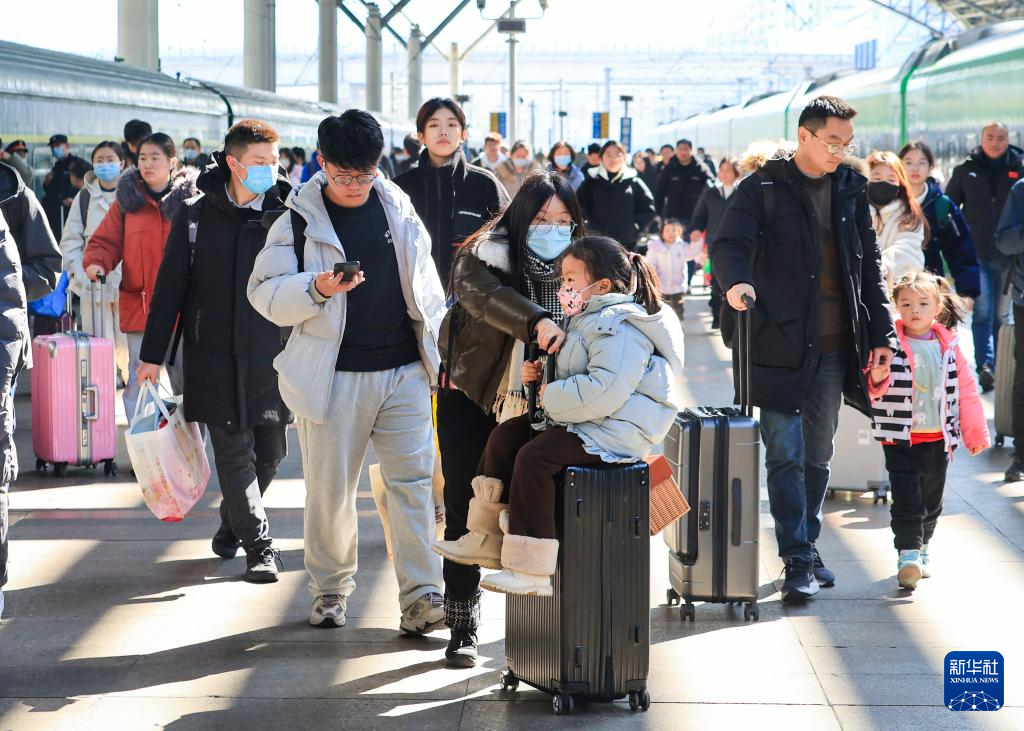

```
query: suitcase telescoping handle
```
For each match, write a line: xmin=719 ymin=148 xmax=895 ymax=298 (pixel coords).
xmin=526 ymin=339 xmax=558 ymax=428
xmin=737 ymin=294 xmax=754 ymax=418
xmin=90 ymin=274 xmax=106 ymax=337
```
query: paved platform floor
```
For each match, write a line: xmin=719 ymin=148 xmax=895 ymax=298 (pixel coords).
xmin=2 ymin=297 xmax=1023 ymax=730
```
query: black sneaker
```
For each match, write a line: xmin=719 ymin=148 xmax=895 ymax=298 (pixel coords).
xmin=445 ymin=628 xmax=479 ymax=668
xmin=811 ymin=544 xmax=836 ymax=587
xmin=211 ymin=523 xmax=241 ymax=559
xmin=781 ymin=554 xmax=819 ymax=604
xmin=1005 ymin=457 xmax=1024 ymax=483
xmin=244 ymin=547 xmax=282 ymax=583
xmin=979 ymin=365 xmax=995 ymax=393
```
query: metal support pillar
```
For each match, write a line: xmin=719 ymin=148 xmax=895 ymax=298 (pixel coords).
xmin=449 ymin=42 xmax=460 ymax=98
xmin=365 ymin=3 xmax=383 ymax=112
xmin=318 ymin=0 xmax=337 ymax=103
xmin=244 ymin=0 xmax=276 ymax=92
xmin=407 ymin=26 xmax=423 ymax=118
xmin=118 ymin=0 xmax=160 ymax=71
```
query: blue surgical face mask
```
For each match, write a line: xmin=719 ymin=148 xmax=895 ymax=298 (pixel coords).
xmin=52 ymin=146 xmax=66 ymax=160
xmin=236 ymin=162 xmax=276 ymax=194
xmin=554 ymin=154 xmax=572 ymax=168
xmin=182 ymin=148 xmax=199 ymax=162
xmin=526 ymin=223 xmax=573 ymax=262
xmin=512 ymin=156 xmax=529 ymax=169
xmin=94 ymin=162 xmax=121 ymax=183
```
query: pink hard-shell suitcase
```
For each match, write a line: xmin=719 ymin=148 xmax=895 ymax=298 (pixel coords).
xmin=31 ymin=281 xmax=117 ymax=477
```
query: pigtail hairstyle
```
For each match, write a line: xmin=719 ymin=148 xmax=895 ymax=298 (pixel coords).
xmin=564 ymin=235 xmax=663 ymax=314
xmin=891 ymin=270 xmax=965 ymax=329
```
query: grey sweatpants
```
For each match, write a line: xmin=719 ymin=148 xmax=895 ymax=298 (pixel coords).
xmin=297 ymin=363 xmax=442 ymax=611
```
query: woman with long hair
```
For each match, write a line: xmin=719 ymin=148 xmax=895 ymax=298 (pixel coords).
xmin=866 ymin=150 xmax=925 ymax=289
xmin=433 ymin=171 xmax=585 ymax=667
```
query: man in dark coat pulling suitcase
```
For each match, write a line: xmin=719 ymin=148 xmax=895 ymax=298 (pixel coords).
xmin=138 ymin=120 xmax=291 ymax=583
xmin=712 ymin=96 xmax=896 ymax=604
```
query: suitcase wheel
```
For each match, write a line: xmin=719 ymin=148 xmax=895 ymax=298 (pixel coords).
xmin=666 ymin=588 xmax=680 ymax=606
xmin=996 ymin=434 xmax=1005 ymax=448
xmin=35 ymin=459 xmax=48 ymax=475
xmin=552 ymin=693 xmax=574 ymax=715
xmin=679 ymin=602 xmax=696 ymax=621
xmin=104 ymin=460 xmax=118 ymax=477
xmin=744 ymin=602 xmax=760 ymax=622
xmin=53 ymin=462 xmax=68 ymax=478
xmin=629 ymin=688 xmax=651 ymax=712
xmin=498 ymin=670 xmax=518 ymax=692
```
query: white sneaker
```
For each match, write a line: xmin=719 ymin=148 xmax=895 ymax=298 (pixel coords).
xmin=921 ymin=544 xmax=932 ymax=578
xmin=480 ymin=569 xmax=553 ymax=597
xmin=432 ymin=531 xmax=502 ymax=569
xmin=400 ymin=592 xmax=446 ymax=635
xmin=310 ymin=594 xmax=347 ymax=627
xmin=897 ymin=550 xmax=922 ymax=590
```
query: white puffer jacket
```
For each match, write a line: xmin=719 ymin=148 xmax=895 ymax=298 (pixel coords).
xmin=60 ymin=171 xmax=123 ymax=303
xmin=247 ymin=172 xmax=446 ymax=424
xmin=872 ymin=199 xmax=925 ymax=290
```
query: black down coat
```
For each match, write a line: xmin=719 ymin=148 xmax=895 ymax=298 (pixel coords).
xmin=711 ymin=153 xmax=896 ymax=415
xmin=140 ymin=153 xmax=291 ymax=429
xmin=946 ymin=145 xmax=1024 ymax=263
xmin=576 ymin=166 xmax=656 ymax=249
xmin=394 ymin=146 xmax=508 ymax=286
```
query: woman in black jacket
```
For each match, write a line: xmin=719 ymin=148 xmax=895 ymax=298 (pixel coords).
xmin=576 ymin=140 xmax=656 ymax=251
xmin=690 ymin=157 xmax=741 ymax=327
xmin=395 ymin=97 xmax=509 ymax=284
xmin=433 ymin=172 xmax=585 ymax=668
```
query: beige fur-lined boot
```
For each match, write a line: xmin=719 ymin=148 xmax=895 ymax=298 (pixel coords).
xmin=480 ymin=515 xmax=559 ymax=597
xmin=432 ymin=476 xmax=506 ymax=570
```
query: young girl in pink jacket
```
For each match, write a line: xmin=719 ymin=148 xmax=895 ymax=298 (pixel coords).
xmin=868 ymin=270 xmax=989 ymax=590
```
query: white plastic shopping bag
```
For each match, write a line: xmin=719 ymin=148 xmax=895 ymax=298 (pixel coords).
xmin=126 ymin=381 xmax=211 ymax=522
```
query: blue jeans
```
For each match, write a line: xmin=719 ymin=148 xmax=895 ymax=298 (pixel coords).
xmin=759 ymin=351 xmax=846 ymax=559
xmin=972 ymin=258 xmax=1008 ymax=371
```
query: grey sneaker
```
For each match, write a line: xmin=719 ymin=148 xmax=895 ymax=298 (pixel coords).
xmin=400 ymin=592 xmax=446 ymax=635
xmin=310 ymin=594 xmax=347 ymax=628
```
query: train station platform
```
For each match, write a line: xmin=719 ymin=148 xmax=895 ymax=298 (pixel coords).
xmin=1 ymin=296 xmax=1022 ymax=730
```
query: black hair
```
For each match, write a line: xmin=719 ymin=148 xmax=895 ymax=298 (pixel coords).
xmin=318 ymin=110 xmax=384 ymax=171
xmin=91 ymin=140 xmax=125 ymax=162
xmin=659 ymin=144 xmax=673 ymax=152
xmin=548 ymin=140 xmax=576 ymax=164
xmin=510 ymin=140 xmax=530 ymax=156
xmin=291 ymin=146 xmax=306 ymax=162
xmin=403 ymin=132 xmax=422 ymax=156
xmin=645 ymin=147 xmax=656 ymax=155
xmin=564 ymin=235 xmax=663 ymax=315
xmin=600 ymin=139 xmax=627 ymax=158
xmin=223 ymin=118 xmax=280 ymax=158
xmin=138 ymin=132 xmax=177 ymax=161
xmin=69 ymin=157 xmax=93 ymax=179
xmin=676 ymin=138 xmax=692 ymax=148
xmin=718 ymin=156 xmax=741 ymax=179
xmin=415 ymin=97 xmax=467 ymax=133
xmin=798 ymin=95 xmax=857 ymax=133
xmin=123 ymin=119 xmax=153 ymax=146
xmin=586 ymin=143 xmax=602 ymax=155
xmin=461 ymin=171 xmax=586 ymax=294
xmin=898 ymin=140 xmax=936 ymax=169
xmin=182 ymin=137 xmax=201 ymax=147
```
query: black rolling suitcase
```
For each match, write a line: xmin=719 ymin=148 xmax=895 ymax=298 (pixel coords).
xmin=664 ymin=297 xmax=761 ymax=621
xmin=499 ymin=346 xmax=652 ymax=716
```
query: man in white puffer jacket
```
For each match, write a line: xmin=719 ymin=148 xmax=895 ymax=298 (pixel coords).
xmin=248 ymin=110 xmax=447 ymax=635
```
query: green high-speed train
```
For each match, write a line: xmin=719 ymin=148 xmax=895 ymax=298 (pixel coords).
xmin=656 ymin=19 xmax=1024 ymax=174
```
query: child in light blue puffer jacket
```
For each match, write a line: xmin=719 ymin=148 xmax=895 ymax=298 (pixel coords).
xmin=436 ymin=235 xmax=685 ymax=596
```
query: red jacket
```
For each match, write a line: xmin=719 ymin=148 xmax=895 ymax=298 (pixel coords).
xmin=83 ymin=167 xmax=198 ymax=332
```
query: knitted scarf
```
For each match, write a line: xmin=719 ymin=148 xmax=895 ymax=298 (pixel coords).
xmin=494 ymin=251 xmax=563 ymax=422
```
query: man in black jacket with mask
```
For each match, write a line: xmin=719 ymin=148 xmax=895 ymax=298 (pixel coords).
xmin=139 ymin=119 xmax=291 ymax=583
xmin=713 ymin=96 xmax=896 ymax=605
xmin=655 ymin=138 xmax=713 ymax=231
xmin=946 ymin=122 xmax=1024 ymax=392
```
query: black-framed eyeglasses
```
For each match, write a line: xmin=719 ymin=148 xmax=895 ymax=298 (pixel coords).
xmin=326 ymin=165 xmax=377 ymax=186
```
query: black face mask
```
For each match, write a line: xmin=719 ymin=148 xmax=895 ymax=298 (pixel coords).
xmin=867 ymin=181 xmax=900 ymax=207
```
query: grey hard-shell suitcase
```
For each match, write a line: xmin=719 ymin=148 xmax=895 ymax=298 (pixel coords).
xmin=825 ymin=405 xmax=890 ymax=504
xmin=499 ymin=346 xmax=652 ymax=716
xmin=994 ymin=323 xmax=1014 ymax=447
xmin=664 ymin=296 xmax=761 ymax=621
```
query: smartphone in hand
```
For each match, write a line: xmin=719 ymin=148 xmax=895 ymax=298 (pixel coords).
xmin=333 ymin=261 xmax=361 ymax=283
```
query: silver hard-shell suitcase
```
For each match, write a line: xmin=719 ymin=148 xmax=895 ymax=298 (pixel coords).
xmin=825 ymin=405 xmax=890 ymax=504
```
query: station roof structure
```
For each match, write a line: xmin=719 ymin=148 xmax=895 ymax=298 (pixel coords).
xmin=931 ymin=0 xmax=1024 ymax=27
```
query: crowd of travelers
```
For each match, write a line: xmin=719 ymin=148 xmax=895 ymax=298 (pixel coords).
xmin=1 ymin=94 xmax=1022 ymax=674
